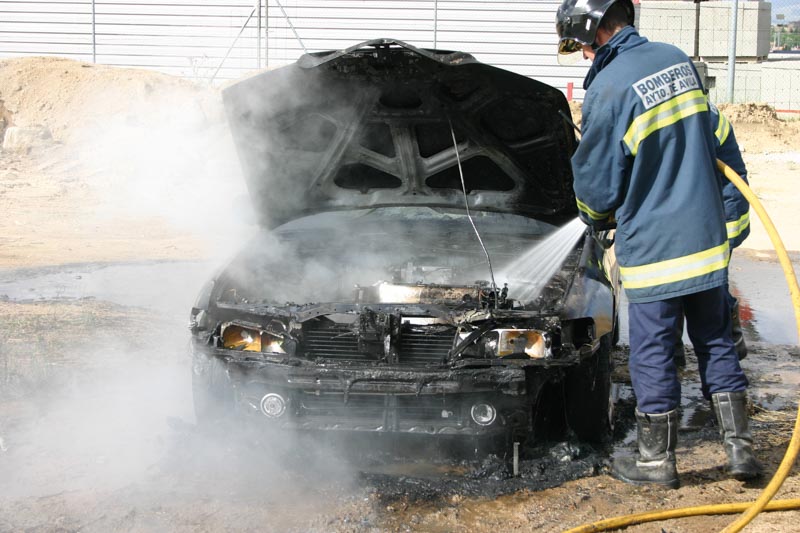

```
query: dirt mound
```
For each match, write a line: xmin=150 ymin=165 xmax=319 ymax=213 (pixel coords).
xmin=0 ymin=56 xmax=219 ymax=145
xmin=717 ymin=103 xmax=782 ymax=124
xmin=717 ymin=102 xmax=780 ymax=124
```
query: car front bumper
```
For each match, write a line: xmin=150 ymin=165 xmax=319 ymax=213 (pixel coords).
xmin=194 ymin=344 xmax=560 ymax=437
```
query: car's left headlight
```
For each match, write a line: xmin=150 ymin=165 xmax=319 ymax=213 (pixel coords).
xmin=221 ymin=324 xmax=286 ymax=354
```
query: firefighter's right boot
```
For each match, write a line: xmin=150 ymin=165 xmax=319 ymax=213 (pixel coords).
xmin=731 ymin=299 xmax=748 ymax=360
xmin=612 ymin=409 xmax=680 ymax=489
xmin=712 ymin=391 xmax=762 ymax=480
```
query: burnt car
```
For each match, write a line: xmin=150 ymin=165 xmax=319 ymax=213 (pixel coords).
xmin=189 ymin=39 xmax=619 ymax=449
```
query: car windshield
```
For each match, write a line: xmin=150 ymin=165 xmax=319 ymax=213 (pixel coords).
xmin=219 ymin=207 xmax=561 ymax=305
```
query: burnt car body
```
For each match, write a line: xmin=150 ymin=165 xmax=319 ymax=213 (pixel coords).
xmin=190 ymin=39 xmax=619 ymax=447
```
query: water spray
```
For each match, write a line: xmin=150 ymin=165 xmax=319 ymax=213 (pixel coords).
xmin=498 ymin=218 xmax=586 ymax=303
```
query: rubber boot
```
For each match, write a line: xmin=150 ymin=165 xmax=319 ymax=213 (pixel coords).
xmin=612 ymin=409 xmax=680 ymax=489
xmin=712 ymin=391 xmax=762 ymax=480
xmin=730 ymin=299 xmax=748 ymax=360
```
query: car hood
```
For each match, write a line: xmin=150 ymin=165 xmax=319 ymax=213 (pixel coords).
xmin=223 ymin=39 xmax=578 ymax=229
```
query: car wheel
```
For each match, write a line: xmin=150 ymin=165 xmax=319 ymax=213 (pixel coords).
xmin=192 ymin=351 xmax=233 ymax=425
xmin=564 ymin=335 xmax=614 ymax=443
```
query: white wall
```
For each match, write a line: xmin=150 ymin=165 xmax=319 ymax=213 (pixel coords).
xmin=0 ymin=0 xmax=591 ymax=97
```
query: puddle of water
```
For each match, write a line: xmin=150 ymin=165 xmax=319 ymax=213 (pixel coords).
xmin=611 ymin=349 xmax=800 ymax=461
xmin=729 ymin=254 xmax=799 ymax=345
xmin=363 ymin=461 xmax=470 ymax=480
xmin=0 ymin=261 xmax=215 ymax=315
xmin=616 ymin=254 xmax=799 ymax=346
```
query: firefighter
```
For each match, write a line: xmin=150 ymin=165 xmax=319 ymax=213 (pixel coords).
xmin=555 ymin=0 xmax=761 ymax=487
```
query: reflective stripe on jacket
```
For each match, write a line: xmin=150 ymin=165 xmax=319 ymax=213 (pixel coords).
xmin=708 ymin=102 xmax=750 ymax=248
xmin=572 ymin=27 xmax=729 ymax=303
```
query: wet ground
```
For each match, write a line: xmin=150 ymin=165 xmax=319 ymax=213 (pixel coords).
xmin=0 ymin=253 xmax=799 ymax=531
xmin=615 ymin=253 xmax=799 ymax=346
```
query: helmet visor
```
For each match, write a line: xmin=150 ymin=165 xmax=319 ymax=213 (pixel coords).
xmin=557 ymin=38 xmax=585 ymax=65
xmin=558 ymin=38 xmax=584 ymax=56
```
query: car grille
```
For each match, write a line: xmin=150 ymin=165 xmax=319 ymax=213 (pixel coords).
xmin=297 ymin=392 xmax=463 ymax=428
xmin=398 ymin=329 xmax=454 ymax=366
xmin=302 ymin=324 xmax=365 ymax=360
xmin=301 ymin=322 xmax=455 ymax=366
xmin=299 ymin=393 xmax=387 ymax=422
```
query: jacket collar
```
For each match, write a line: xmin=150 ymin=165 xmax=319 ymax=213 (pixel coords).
xmin=583 ymin=26 xmax=648 ymax=90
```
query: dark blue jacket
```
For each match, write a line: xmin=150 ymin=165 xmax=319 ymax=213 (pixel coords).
xmin=573 ymin=27 xmax=729 ymax=303
xmin=708 ymin=102 xmax=750 ymax=249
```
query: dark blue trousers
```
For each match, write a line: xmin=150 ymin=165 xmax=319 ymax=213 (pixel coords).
xmin=629 ymin=285 xmax=748 ymax=414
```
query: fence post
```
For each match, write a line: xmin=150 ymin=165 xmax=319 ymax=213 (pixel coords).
xmin=257 ymin=0 xmax=262 ymax=69
xmin=434 ymin=0 xmax=438 ymax=48
xmin=91 ymin=0 xmax=96 ymax=63
xmin=693 ymin=0 xmax=701 ymax=60
xmin=265 ymin=0 xmax=269 ymax=68
xmin=727 ymin=0 xmax=738 ymax=103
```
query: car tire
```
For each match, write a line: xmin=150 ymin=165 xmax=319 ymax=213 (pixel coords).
xmin=192 ymin=351 xmax=233 ymax=425
xmin=564 ymin=335 xmax=614 ymax=443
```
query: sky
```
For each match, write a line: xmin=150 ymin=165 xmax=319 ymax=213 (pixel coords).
xmin=771 ymin=0 xmax=800 ymax=22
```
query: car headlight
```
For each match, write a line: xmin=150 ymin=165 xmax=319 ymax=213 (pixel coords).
xmin=484 ymin=329 xmax=552 ymax=359
xmin=221 ymin=324 xmax=286 ymax=354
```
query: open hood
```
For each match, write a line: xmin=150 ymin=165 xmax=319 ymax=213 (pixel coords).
xmin=223 ymin=39 xmax=578 ymax=229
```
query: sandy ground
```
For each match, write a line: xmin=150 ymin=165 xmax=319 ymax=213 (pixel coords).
xmin=0 ymin=56 xmax=246 ymax=270
xmin=2 ymin=57 xmax=800 ymax=532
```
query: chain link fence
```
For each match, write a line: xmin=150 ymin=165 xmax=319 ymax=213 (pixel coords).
xmin=637 ymin=0 xmax=800 ymax=112
xmin=772 ymin=1 xmax=800 ymax=52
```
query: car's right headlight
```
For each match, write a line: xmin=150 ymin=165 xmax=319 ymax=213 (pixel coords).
xmin=481 ymin=328 xmax=552 ymax=359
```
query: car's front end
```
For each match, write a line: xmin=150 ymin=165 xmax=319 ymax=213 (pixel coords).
xmin=190 ymin=39 xmax=619 ymax=447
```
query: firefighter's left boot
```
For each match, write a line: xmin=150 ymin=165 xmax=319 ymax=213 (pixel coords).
xmin=612 ymin=409 xmax=680 ymax=488
xmin=711 ymin=391 xmax=762 ymax=480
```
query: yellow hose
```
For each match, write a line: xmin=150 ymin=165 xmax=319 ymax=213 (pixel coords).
xmin=565 ymin=499 xmax=800 ymax=533
xmin=564 ymin=160 xmax=800 ymax=533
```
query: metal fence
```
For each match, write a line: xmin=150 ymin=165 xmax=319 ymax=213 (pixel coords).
xmin=1 ymin=1 xmax=271 ymax=80
xmin=0 ymin=0 xmax=583 ymax=92
xmin=638 ymin=0 xmax=800 ymax=112
xmin=2 ymin=1 xmax=800 ymax=111
xmin=773 ymin=1 xmax=800 ymax=52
